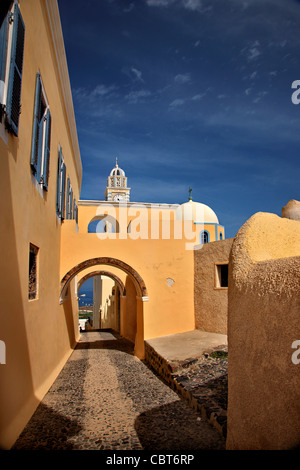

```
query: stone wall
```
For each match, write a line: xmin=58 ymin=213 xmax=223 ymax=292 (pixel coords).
xmin=194 ymin=239 xmax=233 ymax=334
xmin=227 ymin=212 xmax=300 ymax=450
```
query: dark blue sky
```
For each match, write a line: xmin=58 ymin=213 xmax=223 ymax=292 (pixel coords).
xmin=58 ymin=0 xmax=300 ymax=238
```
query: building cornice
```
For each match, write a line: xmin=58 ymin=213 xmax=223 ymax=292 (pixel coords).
xmin=78 ymin=200 xmax=180 ymax=209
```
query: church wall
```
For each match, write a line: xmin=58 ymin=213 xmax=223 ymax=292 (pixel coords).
xmin=0 ymin=1 xmax=82 ymax=449
xmin=227 ymin=212 xmax=300 ymax=449
xmin=194 ymin=238 xmax=233 ymax=334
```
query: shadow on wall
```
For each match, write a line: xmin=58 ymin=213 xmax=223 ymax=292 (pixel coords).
xmin=124 ymin=275 xmax=137 ymax=343
xmin=0 ymin=143 xmax=36 ymax=449
xmin=62 ymin=279 xmax=80 ymax=349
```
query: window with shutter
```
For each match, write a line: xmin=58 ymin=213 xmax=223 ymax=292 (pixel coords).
xmin=56 ymin=148 xmax=62 ymax=217
xmin=61 ymin=162 xmax=66 ymax=219
xmin=0 ymin=12 xmax=8 ymax=120
xmin=5 ymin=2 xmax=25 ymax=136
xmin=66 ymin=178 xmax=73 ymax=220
xmin=30 ymin=73 xmax=51 ymax=190
xmin=66 ymin=177 xmax=70 ymax=219
xmin=69 ymin=188 xmax=73 ymax=219
xmin=56 ymin=147 xmax=67 ymax=221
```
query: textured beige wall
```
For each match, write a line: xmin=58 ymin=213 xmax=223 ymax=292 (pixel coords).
xmin=194 ymin=239 xmax=233 ymax=334
xmin=227 ymin=212 xmax=300 ymax=450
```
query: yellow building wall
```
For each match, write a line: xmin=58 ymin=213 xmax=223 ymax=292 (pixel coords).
xmin=60 ymin=218 xmax=196 ymax=345
xmin=0 ymin=1 xmax=82 ymax=449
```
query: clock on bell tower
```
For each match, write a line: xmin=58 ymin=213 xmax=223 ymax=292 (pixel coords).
xmin=105 ymin=158 xmax=130 ymax=202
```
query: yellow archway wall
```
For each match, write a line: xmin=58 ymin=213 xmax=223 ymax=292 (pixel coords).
xmin=60 ymin=219 xmax=195 ymax=358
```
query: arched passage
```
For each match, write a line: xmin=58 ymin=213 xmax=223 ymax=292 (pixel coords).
xmin=60 ymin=257 xmax=148 ymax=359
xmin=60 ymin=257 xmax=147 ymax=299
xmin=77 ymin=270 xmax=126 ymax=296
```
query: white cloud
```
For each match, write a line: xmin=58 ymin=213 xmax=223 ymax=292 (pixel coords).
xmin=72 ymin=84 xmax=118 ymax=104
xmin=253 ymin=91 xmax=268 ymax=104
xmin=91 ymin=84 xmax=117 ymax=97
xmin=192 ymin=93 xmax=205 ymax=101
xmin=146 ymin=0 xmax=175 ymax=6
xmin=174 ymin=73 xmax=191 ymax=84
xmin=182 ymin=0 xmax=203 ymax=11
xmin=131 ymin=67 xmax=144 ymax=82
xmin=145 ymin=0 xmax=211 ymax=12
xmin=243 ymin=40 xmax=262 ymax=62
xmin=125 ymin=90 xmax=152 ymax=103
xmin=124 ymin=3 xmax=134 ymax=12
xmin=169 ymin=98 xmax=185 ymax=107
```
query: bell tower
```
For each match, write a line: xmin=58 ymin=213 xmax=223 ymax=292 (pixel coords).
xmin=105 ymin=158 xmax=130 ymax=202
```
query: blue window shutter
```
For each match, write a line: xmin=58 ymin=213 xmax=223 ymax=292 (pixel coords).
xmin=6 ymin=3 xmax=25 ymax=136
xmin=56 ymin=147 xmax=62 ymax=217
xmin=61 ymin=162 xmax=66 ymax=220
xmin=0 ymin=13 xmax=8 ymax=85
xmin=42 ymin=109 xmax=51 ymax=190
xmin=0 ymin=13 xmax=8 ymax=121
xmin=30 ymin=73 xmax=41 ymax=174
xmin=70 ymin=188 xmax=73 ymax=219
xmin=73 ymin=197 xmax=76 ymax=220
xmin=66 ymin=177 xmax=70 ymax=219
xmin=75 ymin=203 xmax=78 ymax=224
xmin=36 ymin=110 xmax=44 ymax=181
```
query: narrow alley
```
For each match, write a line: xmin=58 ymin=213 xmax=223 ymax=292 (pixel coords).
xmin=13 ymin=330 xmax=225 ymax=451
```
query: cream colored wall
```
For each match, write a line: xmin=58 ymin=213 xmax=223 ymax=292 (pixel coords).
xmin=0 ymin=1 xmax=81 ymax=449
xmin=227 ymin=212 xmax=300 ymax=450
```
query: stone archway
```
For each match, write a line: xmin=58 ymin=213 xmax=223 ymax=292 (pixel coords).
xmin=60 ymin=257 xmax=148 ymax=359
xmin=60 ymin=257 xmax=147 ymax=299
xmin=77 ymin=270 xmax=126 ymax=296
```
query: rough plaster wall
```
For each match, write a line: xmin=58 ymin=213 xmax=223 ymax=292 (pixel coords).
xmin=227 ymin=212 xmax=300 ymax=450
xmin=194 ymin=239 xmax=233 ymax=334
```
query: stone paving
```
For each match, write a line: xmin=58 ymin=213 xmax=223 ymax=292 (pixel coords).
xmin=144 ymin=338 xmax=228 ymax=438
xmin=13 ymin=330 xmax=226 ymax=451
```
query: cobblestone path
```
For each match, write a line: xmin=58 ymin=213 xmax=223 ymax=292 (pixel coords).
xmin=13 ymin=331 xmax=226 ymax=450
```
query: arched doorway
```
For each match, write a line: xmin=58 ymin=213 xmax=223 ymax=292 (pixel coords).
xmin=60 ymin=257 xmax=148 ymax=358
xmin=78 ymin=271 xmax=125 ymax=332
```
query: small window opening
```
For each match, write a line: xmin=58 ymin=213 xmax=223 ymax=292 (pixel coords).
xmin=215 ymin=263 xmax=228 ymax=288
xmin=200 ymin=230 xmax=209 ymax=244
xmin=29 ymin=243 xmax=39 ymax=300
